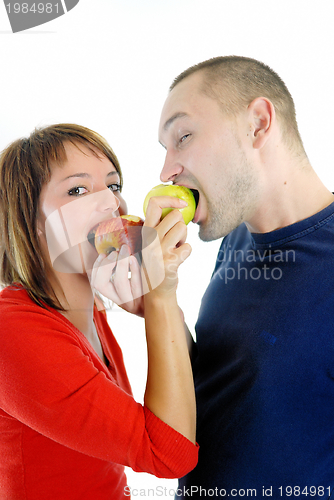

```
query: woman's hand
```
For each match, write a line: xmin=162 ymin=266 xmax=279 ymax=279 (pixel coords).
xmin=90 ymin=245 xmax=144 ymax=316
xmin=141 ymin=195 xmax=192 ymax=298
xmin=90 ymin=195 xmax=191 ymax=315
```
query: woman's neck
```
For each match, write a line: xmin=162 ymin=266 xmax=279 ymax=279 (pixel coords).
xmin=52 ymin=271 xmax=108 ymax=364
xmin=52 ymin=271 xmax=96 ymax=336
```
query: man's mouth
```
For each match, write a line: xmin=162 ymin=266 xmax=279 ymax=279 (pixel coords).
xmin=190 ymin=188 xmax=200 ymax=209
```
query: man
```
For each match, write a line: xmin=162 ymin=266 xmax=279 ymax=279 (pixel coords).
xmin=158 ymin=56 xmax=334 ymax=498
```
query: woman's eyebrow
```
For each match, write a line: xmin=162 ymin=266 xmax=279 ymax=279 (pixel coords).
xmin=61 ymin=173 xmax=91 ymax=182
xmin=60 ymin=171 xmax=119 ymax=182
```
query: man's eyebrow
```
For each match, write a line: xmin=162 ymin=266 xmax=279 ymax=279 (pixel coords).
xmin=163 ymin=112 xmax=188 ymax=131
xmin=60 ymin=171 xmax=119 ymax=182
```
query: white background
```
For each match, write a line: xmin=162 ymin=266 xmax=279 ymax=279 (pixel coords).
xmin=0 ymin=0 xmax=333 ymax=496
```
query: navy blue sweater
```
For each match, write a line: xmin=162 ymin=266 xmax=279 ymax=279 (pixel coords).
xmin=179 ymin=201 xmax=334 ymax=499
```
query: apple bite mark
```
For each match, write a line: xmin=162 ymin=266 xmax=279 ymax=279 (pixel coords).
xmin=90 ymin=215 xmax=144 ymax=256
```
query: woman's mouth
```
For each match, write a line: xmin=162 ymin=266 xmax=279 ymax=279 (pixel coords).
xmin=87 ymin=223 xmax=100 ymax=248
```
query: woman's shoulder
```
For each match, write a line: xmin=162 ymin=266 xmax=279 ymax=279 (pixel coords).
xmin=0 ymin=285 xmax=96 ymax=369
xmin=0 ymin=284 xmax=77 ymax=334
xmin=0 ymin=284 xmax=38 ymax=313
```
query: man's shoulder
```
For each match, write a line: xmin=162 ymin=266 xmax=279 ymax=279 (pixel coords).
xmin=211 ymin=224 xmax=250 ymax=275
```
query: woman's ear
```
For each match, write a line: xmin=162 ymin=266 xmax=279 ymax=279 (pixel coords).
xmin=248 ymin=97 xmax=275 ymax=150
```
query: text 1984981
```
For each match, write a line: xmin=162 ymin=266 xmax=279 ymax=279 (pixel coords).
xmin=278 ymin=486 xmax=331 ymax=497
xmin=5 ymin=3 xmax=60 ymax=14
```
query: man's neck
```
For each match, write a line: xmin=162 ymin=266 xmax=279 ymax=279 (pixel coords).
xmin=245 ymin=158 xmax=334 ymax=234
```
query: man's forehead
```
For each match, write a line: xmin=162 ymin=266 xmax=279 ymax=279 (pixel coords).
xmin=168 ymin=73 xmax=203 ymax=105
xmin=159 ymin=73 xmax=204 ymax=131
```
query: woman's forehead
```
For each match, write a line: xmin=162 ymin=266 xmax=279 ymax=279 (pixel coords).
xmin=49 ymin=141 xmax=118 ymax=176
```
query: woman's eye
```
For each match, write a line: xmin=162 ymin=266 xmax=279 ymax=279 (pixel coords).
xmin=108 ymin=183 xmax=121 ymax=192
xmin=68 ymin=186 xmax=88 ymax=196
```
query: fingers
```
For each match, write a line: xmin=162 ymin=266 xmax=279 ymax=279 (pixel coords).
xmin=173 ymin=242 xmax=192 ymax=263
xmin=129 ymin=255 xmax=143 ymax=300
xmin=90 ymin=252 xmax=116 ymax=291
xmin=144 ymin=196 xmax=187 ymax=228
xmin=111 ymin=246 xmax=133 ymax=304
xmin=90 ymin=246 xmax=143 ymax=307
xmin=113 ymin=250 xmax=143 ymax=305
xmin=91 ymin=196 xmax=192 ymax=304
xmin=141 ymin=199 xmax=192 ymax=296
xmin=161 ymin=217 xmax=188 ymax=249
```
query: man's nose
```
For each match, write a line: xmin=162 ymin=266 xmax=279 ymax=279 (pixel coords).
xmin=160 ymin=151 xmax=183 ymax=183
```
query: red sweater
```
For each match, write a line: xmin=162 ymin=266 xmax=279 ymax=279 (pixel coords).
xmin=0 ymin=286 xmax=198 ymax=499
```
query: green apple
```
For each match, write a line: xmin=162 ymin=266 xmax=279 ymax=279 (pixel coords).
xmin=143 ymin=184 xmax=197 ymax=225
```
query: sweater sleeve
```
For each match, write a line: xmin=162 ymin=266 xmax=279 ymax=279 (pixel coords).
xmin=0 ymin=295 xmax=198 ymax=479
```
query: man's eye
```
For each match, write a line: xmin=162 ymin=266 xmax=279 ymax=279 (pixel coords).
xmin=68 ymin=186 xmax=88 ymax=196
xmin=180 ymin=134 xmax=190 ymax=143
xmin=108 ymin=183 xmax=121 ymax=192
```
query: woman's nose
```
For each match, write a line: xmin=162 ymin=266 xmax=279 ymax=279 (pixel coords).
xmin=95 ymin=188 xmax=120 ymax=213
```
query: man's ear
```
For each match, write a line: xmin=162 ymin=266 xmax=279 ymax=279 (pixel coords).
xmin=248 ymin=97 xmax=275 ymax=150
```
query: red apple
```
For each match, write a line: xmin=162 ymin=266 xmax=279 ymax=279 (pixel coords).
xmin=94 ymin=215 xmax=144 ymax=255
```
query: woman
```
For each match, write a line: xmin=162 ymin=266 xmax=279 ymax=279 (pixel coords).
xmin=0 ymin=124 xmax=197 ymax=499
